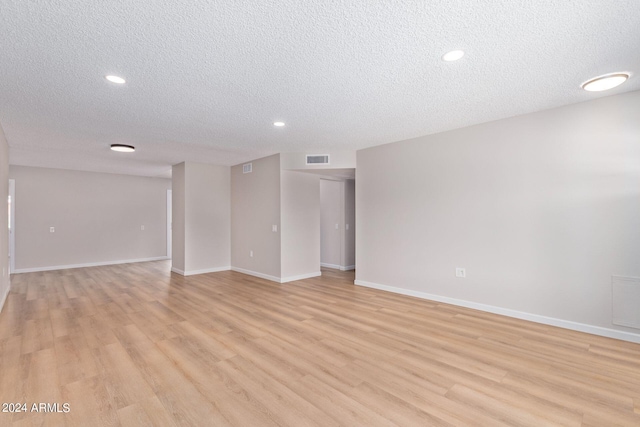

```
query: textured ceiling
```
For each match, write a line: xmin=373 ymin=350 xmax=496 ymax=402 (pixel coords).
xmin=1 ymin=0 xmax=639 ymax=177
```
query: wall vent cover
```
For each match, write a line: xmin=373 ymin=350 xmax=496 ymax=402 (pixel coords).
xmin=306 ymin=154 xmax=330 ymax=165
xmin=243 ymin=163 xmax=252 ymax=174
xmin=612 ymin=275 xmax=640 ymax=329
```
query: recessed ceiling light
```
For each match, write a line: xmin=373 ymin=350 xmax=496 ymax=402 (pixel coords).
xmin=273 ymin=122 xmax=285 ymax=127
xmin=110 ymin=144 xmax=135 ymax=152
xmin=105 ymin=75 xmax=126 ymax=84
xmin=581 ymin=73 xmax=629 ymax=92
xmin=442 ymin=50 xmax=464 ymax=62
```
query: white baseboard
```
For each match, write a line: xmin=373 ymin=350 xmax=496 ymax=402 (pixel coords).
xmin=0 ymin=284 xmax=10 ymax=313
xmin=231 ymin=267 xmax=281 ymax=283
xmin=354 ymin=279 xmax=640 ymax=344
xmin=321 ymin=263 xmax=355 ymax=271
xmin=281 ymin=271 xmax=321 ymax=283
xmin=230 ymin=267 xmax=321 ymax=284
xmin=171 ymin=266 xmax=230 ymax=276
xmin=13 ymin=257 xmax=170 ymax=274
xmin=321 ymin=263 xmax=341 ymax=270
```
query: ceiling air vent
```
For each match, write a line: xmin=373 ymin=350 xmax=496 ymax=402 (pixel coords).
xmin=306 ymin=154 xmax=330 ymax=165
xmin=243 ymin=163 xmax=252 ymax=174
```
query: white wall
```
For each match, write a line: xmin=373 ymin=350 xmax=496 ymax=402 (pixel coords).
xmin=281 ymin=170 xmax=321 ymax=281
xmin=0 ymin=123 xmax=9 ymax=311
xmin=356 ymin=90 xmax=640 ymax=341
xmin=185 ymin=162 xmax=230 ymax=273
xmin=231 ymin=154 xmax=281 ymax=280
xmin=8 ymin=166 xmax=171 ymax=272
xmin=231 ymin=155 xmax=322 ymax=282
xmin=172 ymin=162 xmax=230 ymax=275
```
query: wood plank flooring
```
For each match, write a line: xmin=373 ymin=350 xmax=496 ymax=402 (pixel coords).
xmin=1 ymin=261 xmax=639 ymax=426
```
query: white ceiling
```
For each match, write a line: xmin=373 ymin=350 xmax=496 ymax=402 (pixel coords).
xmin=1 ymin=0 xmax=639 ymax=178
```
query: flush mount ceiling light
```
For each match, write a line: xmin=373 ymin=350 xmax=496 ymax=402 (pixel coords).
xmin=110 ymin=144 xmax=135 ymax=152
xmin=442 ymin=50 xmax=464 ymax=62
xmin=273 ymin=121 xmax=285 ymax=127
xmin=105 ymin=75 xmax=126 ymax=84
xmin=581 ymin=73 xmax=629 ymax=92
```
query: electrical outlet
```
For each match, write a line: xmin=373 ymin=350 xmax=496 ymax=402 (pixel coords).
xmin=49 ymin=227 xmax=55 ymax=233
xmin=141 ymin=225 xmax=145 ymax=231
xmin=335 ymin=223 xmax=339 ymax=230
xmin=250 ymin=250 xmax=253 ymax=257
xmin=455 ymin=268 xmax=466 ymax=278
xmin=272 ymin=225 xmax=278 ymax=232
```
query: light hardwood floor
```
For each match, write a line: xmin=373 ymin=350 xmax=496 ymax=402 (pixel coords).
xmin=1 ymin=261 xmax=639 ymax=426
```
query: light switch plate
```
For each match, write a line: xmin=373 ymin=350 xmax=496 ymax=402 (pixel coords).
xmin=455 ymin=268 xmax=466 ymax=278
xmin=50 ymin=227 xmax=55 ymax=233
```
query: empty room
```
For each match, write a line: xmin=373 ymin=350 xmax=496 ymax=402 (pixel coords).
xmin=1 ymin=1 xmax=639 ymax=426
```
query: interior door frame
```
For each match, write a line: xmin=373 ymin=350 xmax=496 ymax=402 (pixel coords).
xmin=8 ymin=179 xmax=15 ymax=274
xmin=166 ymin=189 xmax=172 ymax=259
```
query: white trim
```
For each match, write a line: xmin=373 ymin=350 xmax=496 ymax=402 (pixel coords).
xmin=231 ymin=266 xmax=281 ymax=283
xmin=281 ymin=272 xmax=321 ymax=283
xmin=171 ymin=267 xmax=185 ymax=275
xmin=13 ymin=257 xmax=170 ymax=274
xmin=231 ymin=267 xmax=322 ymax=283
xmin=354 ymin=279 xmax=640 ymax=344
xmin=321 ymin=263 xmax=355 ymax=271
xmin=0 ymin=284 xmax=10 ymax=313
xmin=321 ymin=262 xmax=341 ymax=270
xmin=171 ymin=266 xmax=231 ymax=276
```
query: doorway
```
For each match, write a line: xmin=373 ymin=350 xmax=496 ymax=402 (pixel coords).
xmin=8 ymin=179 xmax=15 ymax=274
xmin=167 ymin=189 xmax=172 ymax=259
xmin=320 ymin=178 xmax=355 ymax=271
